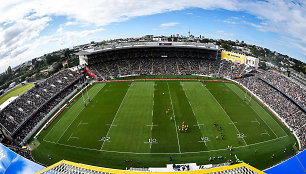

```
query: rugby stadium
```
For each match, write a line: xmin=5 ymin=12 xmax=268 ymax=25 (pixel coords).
xmin=0 ymin=42 xmax=305 ymax=174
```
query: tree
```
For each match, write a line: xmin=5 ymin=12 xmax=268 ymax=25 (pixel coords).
xmin=51 ymin=62 xmax=63 ymax=73
xmin=259 ymin=61 xmax=267 ymax=70
xmin=46 ymin=54 xmax=60 ymax=65
xmin=63 ymin=48 xmax=71 ymax=58
xmin=221 ymin=43 xmax=232 ymax=51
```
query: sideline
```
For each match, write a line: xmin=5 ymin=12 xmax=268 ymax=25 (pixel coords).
xmin=43 ymin=135 xmax=288 ymax=155
xmin=36 ymin=82 xmax=98 ymax=139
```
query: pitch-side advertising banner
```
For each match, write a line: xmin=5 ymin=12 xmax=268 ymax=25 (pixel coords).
xmin=221 ymin=51 xmax=245 ymax=64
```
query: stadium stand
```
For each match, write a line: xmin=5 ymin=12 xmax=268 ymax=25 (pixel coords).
xmin=88 ymin=58 xmax=246 ymax=80
xmin=0 ymin=68 xmax=83 ymax=144
xmin=258 ymin=70 xmax=306 ymax=108
xmin=235 ymin=75 xmax=306 ymax=149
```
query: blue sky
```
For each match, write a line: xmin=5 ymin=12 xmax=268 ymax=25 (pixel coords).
xmin=0 ymin=0 xmax=305 ymax=73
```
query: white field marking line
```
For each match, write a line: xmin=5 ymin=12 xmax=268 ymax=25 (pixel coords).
xmin=146 ymin=124 xmax=158 ymax=127
xmin=44 ymin=84 xmax=105 ymax=142
xmin=43 ymin=93 xmax=84 ymax=141
xmin=99 ymin=84 xmax=132 ymax=151
xmin=56 ymin=106 xmax=86 ymax=144
xmin=250 ymin=91 xmax=288 ymax=136
xmin=144 ymin=141 xmax=158 ymax=149
xmin=77 ymin=120 xmax=88 ymax=127
xmin=204 ymin=86 xmax=248 ymax=145
xmin=248 ymin=103 xmax=278 ymax=138
xmin=98 ymin=137 xmax=111 ymax=142
xmin=166 ymin=81 xmax=182 ymax=154
xmin=228 ymin=84 xmax=284 ymax=137
xmin=148 ymin=83 xmax=155 ymax=150
xmin=261 ymin=130 xmax=270 ymax=136
xmin=243 ymin=95 xmax=279 ymax=138
xmin=43 ymin=135 xmax=289 ymax=155
xmin=44 ymin=139 xmax=101 ymax=152
xmin=55 ymin=84 xmax=105 ymax=144
xmin=67 ymin=133 xmax=79 ymax=141
xmin=180 ymin=82 xmax=196 ymax=117
xmin=193 ymin=122 xmax=204 ymax=130
xmin=106 ymin=124 xmax=117 ymax=127
xmin=251 ymin=119 xmax=260 ymax=125
xmin=228 ymin=122 xmax=238 ymax=124
xmin=181 ymin=82 xmax=208 ymax=148
xmin=198 ymin=140 xmax=207 ymax=146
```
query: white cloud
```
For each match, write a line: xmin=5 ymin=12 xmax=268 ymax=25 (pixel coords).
xmin=160 ymin=22 xmax=180 ymax=28
xmin=238 ymin=0 xmax=306 ymax=61
xmin=0 ymin=0 xmax=306 ymax=73
xmin=0 ymin=0 xmax=239 ymax=27
xmin=216 ymin=30 xmax=236 ymax=40
xmin=0 ymin=0 xmax=240 ymax=72
xmin=223 ymin=20 xmax=237 ymax=24
xmin=0 ymin=17 xmax=50 ymax=63
xmin=0 ymin=27 xmax=105 ymax=73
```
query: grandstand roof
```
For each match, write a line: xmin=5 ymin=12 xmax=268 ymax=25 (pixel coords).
xmin=76 ymin=42 xmax=219 ymax=56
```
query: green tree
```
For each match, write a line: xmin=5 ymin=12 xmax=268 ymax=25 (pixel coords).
xmin=221 ymin=43 xmax=232 ymax=51
xmin=259 ymin=61 xmax=267 ymax=70
xmin=63 ymin=48 xmax=71 ymax=58
xmin=46 ymin=54 xmax=60 ymax=65
xmin=51 ymin=62 xmax=63 ymax=73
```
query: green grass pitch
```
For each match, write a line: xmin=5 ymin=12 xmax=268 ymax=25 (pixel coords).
xmin=0 ymin=83 xmax=34 ymax=105
xmin=31 ymin=77 xmax=298 ymax=170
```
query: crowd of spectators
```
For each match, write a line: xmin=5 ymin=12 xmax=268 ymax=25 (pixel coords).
xmin=258 ymin=70 xmax=306 ymax=108
xmin=13 ymin=84 xmax=80 ymax=143
xmin=88 ymin=58 xmax=246 ymax=80
xmin=3 ymin=143 xmax=34 ymax=161
xmin=0 ymin=68 xmax=82 ymax=144
xmin=236 ymin=76 xmax=306 ymax=149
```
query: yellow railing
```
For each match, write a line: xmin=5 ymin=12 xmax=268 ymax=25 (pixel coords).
xmin=36 ymin=160 xmax=265 ymax=174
